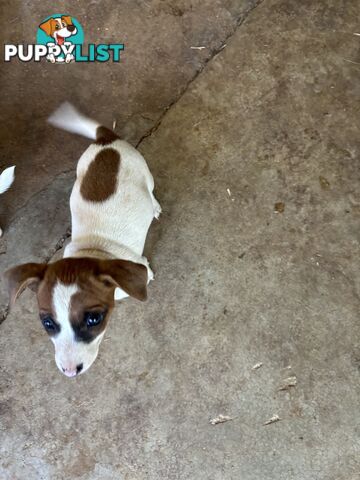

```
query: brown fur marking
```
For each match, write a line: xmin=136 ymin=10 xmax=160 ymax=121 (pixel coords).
xmin=80 ymin=148 xmax=120 ymax=202
xmin=95 ymin=126 xmax=119 ymax=146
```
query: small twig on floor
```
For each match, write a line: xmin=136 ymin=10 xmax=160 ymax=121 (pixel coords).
xmin=209 ymin=414 xmax=236 ymax=425
xmin=278 ymin=376 xmax=297 ymax=391
xmin=252 ymin=362 xmax=263 ymax=370
xmin=343 ymin=58 xmax=360 ymax=65
xmin=264 ymin=414 xmax=281 ymax=426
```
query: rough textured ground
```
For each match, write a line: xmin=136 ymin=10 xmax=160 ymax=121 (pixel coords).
xmin=1 ymin=1 xmax=360 ymax=479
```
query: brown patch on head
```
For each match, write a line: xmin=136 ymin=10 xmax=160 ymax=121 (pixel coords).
xmin=61 ymin=15 xmax=73 ymax=26
xmin=4 ymin=263 xmax=47 ymax=306
xmin=69 ymin=277 xmax=115 ymax=343
xmin=80 ymin=148 xmax=120 ymax=202
xmin=5 ymin=257 xmax=147 ymax=340
xmin=95 ymin=126 xmax=119 ymax=145
xmin=39 ymin=18 xmax=58 ymax=37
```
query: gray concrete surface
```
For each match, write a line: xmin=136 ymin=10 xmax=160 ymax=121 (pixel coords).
xmin=1 ymin=0 xmax=360 ymax=479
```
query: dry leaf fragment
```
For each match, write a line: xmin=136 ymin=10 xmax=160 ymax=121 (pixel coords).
xmin=252 ymin=362 xmax=263 ymax=370
xmin=209 ymin=414 xmax=234 ymax=425
xmin=274 ymin=202 xmax=285 ymax=213
xmin=279 ymin=376 xmax=297 ymax=391
xmin=264 ymin=414 xmax=281 ymax=425
xmin=319 ymin=176 xmax=330 ymax=189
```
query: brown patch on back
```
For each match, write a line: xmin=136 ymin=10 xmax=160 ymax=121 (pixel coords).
xmin=80 ymin=148 xmax=120 ymax=202
xmin=95 ymin=126 xmax=119 ymax=145
xmin=39 ymin=18 xmax=57 ymax=37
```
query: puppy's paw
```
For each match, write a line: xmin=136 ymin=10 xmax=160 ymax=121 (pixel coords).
xmin=47 ymin=54 xmax=56 ymax=63
xmin=152 ymin=197 xmax=162 ymax=219
xmin=65 ymin=54 xmax=75 ymax=63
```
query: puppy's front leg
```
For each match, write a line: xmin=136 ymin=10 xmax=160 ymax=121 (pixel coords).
xmin=46 ymin=53 xmax=56 ymax=63
xmin=46 ymin=42 xmax=56 ymax=63
xmin=65 ymin=54 xmax=75 ymax=63
xmin=64 ymin=42 xmax=75 ymax=63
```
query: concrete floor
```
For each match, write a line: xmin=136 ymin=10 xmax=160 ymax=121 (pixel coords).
xmin=1 ymin=1 xmax=360 ymax=479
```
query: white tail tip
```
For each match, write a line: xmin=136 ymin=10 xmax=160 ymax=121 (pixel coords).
xmin=48 ymin=102 xmax=100 ymax=140
xmin=0 ymin=166 xmax=15 ymax=195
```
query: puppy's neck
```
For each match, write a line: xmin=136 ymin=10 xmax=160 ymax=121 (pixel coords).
xmin=63 ymin=235 xmax=145 ymax=266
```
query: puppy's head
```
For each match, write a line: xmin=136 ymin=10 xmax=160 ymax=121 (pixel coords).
xmin=4 ymin=258 xmax=147 ymax=377
xmin=39 ymin=16 xmax=77 ymax=44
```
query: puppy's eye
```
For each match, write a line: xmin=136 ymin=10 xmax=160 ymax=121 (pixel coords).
xmin=84 ymin=312 xmax=104 ymax=328
xmin=42 ymin=315 xmax=56 ymax=332
xmin=62 ymin=22 xmax=66 ymax=27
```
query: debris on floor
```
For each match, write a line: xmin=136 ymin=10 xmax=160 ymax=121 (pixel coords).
xmin=264 ymin=414 xmax=281 ymax=426
xmin=209 ymin=414 xmax=234 ymax=425
xmin=252 ymin=362 xmax=263 ymax=370
xmin=319 ymin=176 xmax=330 ymax=189
xmin=279 ymin=376 xmax=297 ymax=391
xmin=274 ymin=202 xmax=285 ymax=213
xmin=191 ymin=46 xmax=206 ymax=50
xmin=227 ymin=188 xmax=231 ymax=196
xmin=113 ymin=119 xmax=117 ymax=130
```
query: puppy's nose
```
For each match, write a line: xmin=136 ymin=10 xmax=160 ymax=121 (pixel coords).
xmin=61 ymin=363 xmax=83 ymax=377
xmin=67 ymin=24 xmax=75 ymax=32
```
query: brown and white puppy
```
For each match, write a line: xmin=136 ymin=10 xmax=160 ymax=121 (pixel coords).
xmin=39 ymin=16 xmax=77 ymax=46
xmin=39 ymin=16 xmax=77 ymax=63
xmin=4 ymin=103 xmax=161 ymax=377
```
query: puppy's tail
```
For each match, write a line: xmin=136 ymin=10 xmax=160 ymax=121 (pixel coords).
xmin=0 ymin=166 xmax=15 ymax=195
xmin=48 ymin=102 xmax=118 ymax=144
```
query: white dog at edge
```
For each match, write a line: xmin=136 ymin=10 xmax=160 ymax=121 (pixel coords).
xmin=0 ymin=166 xmax=15 ymax=237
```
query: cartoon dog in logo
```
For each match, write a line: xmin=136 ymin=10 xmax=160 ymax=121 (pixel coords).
xmin=39 ymin=16 xmax=77 ymax=63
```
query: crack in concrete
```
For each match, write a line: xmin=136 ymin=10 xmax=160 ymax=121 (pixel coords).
xmin=7 ymin=169 xmax=76 ymax=227
xmin=0 ymin=0 xmax=264 ymax=326
xmin=136 ymin=0 xmax=265 ymax=148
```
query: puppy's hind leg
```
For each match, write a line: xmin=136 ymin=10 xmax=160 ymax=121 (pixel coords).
xmin=151 ymin=193 xmax=162 ymax=220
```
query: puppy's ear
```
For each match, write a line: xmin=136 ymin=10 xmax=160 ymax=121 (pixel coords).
xmin=39 ymin=18 xmax=55 ymax=36
xmin=3 ymin=263 xmax=47 ymax=306
xmin=99 ymin=260 xmax=148 ymax=301
xmin=61 ymin=15 xmax=73 ymax=26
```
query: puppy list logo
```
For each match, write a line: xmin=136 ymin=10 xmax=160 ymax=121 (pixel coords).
xmin=4 ymin=14 xmax=124 ymax=63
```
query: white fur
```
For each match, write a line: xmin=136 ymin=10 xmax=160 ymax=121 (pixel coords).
xmin=48 ymin=103 xmax=161 ymax=298
xmin=52 ymin=282 xmax=103 ymax=376
xmin=48 ymin=102 xmax=100 ymax=139
xmin=47 ymin=103 xmax=161 ymax=375
xmin=0 ymin=166 xmax=15 ymax=194
xmin=0 ymin=166 xmax=16 ymax=237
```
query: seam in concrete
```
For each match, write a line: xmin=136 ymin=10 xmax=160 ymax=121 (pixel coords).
xmin=135 ymin=0 xmax=265 ymax=148
xmin=7 ymin=169 xmax=76 ymax=227
xmin=0 ymin=0 xmax=264 ymax=326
